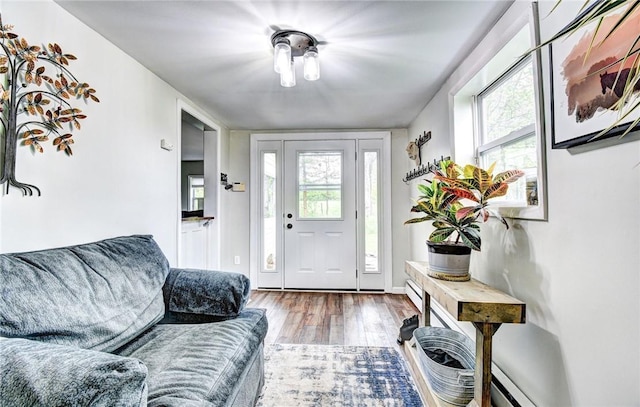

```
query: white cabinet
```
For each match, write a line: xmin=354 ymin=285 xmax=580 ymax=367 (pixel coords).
xmin=179 ymin=219 xmax=213 ymax=269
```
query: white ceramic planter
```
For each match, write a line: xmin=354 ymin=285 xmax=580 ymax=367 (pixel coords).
xmin=426 ymin=241 xmax=471 ymax=281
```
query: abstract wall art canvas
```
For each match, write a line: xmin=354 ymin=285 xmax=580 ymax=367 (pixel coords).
xmin=550 ymin=4 xmax=640 ymax=148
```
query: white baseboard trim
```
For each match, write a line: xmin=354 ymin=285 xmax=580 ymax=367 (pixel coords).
xmin=390 ymin=286 xmax=407 ymax=294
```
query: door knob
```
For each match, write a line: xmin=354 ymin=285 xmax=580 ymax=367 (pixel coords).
xmin=286 ymin=223 xmax=293 ymax=229
xmin=287 ymin=213 xmax=293 ymax=218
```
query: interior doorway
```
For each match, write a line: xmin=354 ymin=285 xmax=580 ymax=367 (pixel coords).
xmin=177 ymin=101 xmax=221 ymax=270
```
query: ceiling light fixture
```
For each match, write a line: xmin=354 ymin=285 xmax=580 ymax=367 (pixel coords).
xmin=271 ymin=30 xmax=319 ymax=87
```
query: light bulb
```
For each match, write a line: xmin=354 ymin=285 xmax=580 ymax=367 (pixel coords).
xmin=280 ymin=59 xmax=296 ymax=87
xmin=273 ymin=40 xmax=291 ymax=74
xmin=303 ymin=47 xmax=319 ymax=81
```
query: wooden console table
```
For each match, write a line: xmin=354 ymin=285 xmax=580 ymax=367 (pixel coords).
xmin=404 ymin=261 xmax=526 ymax=407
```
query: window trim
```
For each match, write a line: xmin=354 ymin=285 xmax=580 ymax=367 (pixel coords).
xmin=452 ymin=1 xmax=547 ymax=221
xmin=477 ymin=124 xmax=536 ymax=155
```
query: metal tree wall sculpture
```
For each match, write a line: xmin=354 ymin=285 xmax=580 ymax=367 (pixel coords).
xmin=0 ymin=18 xmax=99 ymax=196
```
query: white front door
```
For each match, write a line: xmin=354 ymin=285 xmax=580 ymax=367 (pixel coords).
xmin=283 ymin=140 xmax=357 ymax=289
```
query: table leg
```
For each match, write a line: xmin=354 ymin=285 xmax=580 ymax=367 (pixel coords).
xmin=421 ymin=289 xmax=431 ymax=327
xmin=473 ymin=322 xmax=501 ymax=406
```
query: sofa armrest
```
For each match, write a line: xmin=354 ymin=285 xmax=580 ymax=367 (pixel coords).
xmin=0 ymin=338 xmax=147 ymax=407
xmin=162 ymin=268 xmax=250 ymax=323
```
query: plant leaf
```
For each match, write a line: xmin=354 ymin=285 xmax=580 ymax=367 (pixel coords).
xmin=404 ymin=216 xmax=434 ymax=225
xmin=493 ymin=169 xmax=524 ymax=184
xmin=484 ymin=183 xmax=509 ymax=200
xmin=429 ymin=227 xmax=456 ymax=243
xmin=434 ymin=175 xmax=476 ymax=190
xmin=432 ymin=221 xmax=449 ymax=229
xmin=455 ymin=206 xmax=477 ymax=221
xmin=468 ymin=165 xmax=491 ymax=193
xmin=485 ymin=161 xmax=496 ymax=177
xmin=459 ymin=228 xmax=481 ymax=251
xmin=443 ymin=186 xmax=479 ymax=202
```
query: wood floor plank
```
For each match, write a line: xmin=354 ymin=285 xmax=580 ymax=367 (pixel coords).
xmin=249 ymin=291 xmax=418 ymax=348
xmin=343 ymin=293 xmax=367 ymax=346
xmin=274 ymin=311 xmax=304 ymax=343
xmin=328 ymin=314 xmax=344 ymax=345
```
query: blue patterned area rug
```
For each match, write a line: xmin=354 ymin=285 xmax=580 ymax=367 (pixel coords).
xmin=257 ymin=344 xmax=423 ymax=407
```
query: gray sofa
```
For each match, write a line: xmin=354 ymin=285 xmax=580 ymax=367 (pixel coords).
xmin=0 ymin=235 xmax=268 ymax=406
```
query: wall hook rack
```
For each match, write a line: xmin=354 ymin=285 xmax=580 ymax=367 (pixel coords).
xmin=402 ymin=155 xmax=450 ymax=183
xmin=416 ymin=131 xmax=432 ymax=148
xmin=406 ymin=131 xmax=432 ymax=166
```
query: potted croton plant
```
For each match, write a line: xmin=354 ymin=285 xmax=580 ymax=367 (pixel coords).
xmin=405 ymin=160 xmax=524 ymax=281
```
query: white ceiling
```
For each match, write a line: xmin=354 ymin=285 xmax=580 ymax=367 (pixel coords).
xmin=55 ymin=0 xmax=512 ymax=130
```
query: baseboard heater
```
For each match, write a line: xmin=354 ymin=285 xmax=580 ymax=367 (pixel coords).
xmin=405 ymin=279 xmax=535 ymax=407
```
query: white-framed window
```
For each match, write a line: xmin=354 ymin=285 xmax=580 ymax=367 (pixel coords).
xmin=453 ymin=1 xmax=547 ymax=220
xmin=188 ymin=175 xmax=205 ymax=211
xmin=476 ymin=55 xmax=539 ymax=207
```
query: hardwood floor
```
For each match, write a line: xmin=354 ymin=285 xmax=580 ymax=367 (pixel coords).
xmin=247 ymin=290 xmax=419 ymax=348
xmin=248 ymin=291 xmax=427 ymax=405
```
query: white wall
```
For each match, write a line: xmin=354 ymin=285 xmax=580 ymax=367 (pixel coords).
xmin=0 ymin=1 xmax=227 ymax=264
xmin=219 ymin=130 xmax=251 ymax=274
xmin=407 ymin=2 xmax=640 ymax=406
xmin=390 ymin=128 xmax=412 ymax=288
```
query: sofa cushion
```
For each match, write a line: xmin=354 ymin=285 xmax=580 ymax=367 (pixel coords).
xmin=0 ymin=338 xmax=148 ymax=407
xmin=0 ymin=235 xmax=170 ymax=352
xmin=162 ymin=268 xmax=251 ymax=322
xmin=117 ymin=308 xmax=268 ymax=407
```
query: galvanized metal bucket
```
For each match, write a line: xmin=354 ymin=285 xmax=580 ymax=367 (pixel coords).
xmin=414 ymin=326 xmax=475 ymax=406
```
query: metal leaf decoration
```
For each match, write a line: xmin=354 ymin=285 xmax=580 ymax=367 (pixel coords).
xmin=0 ymin=15 xmax=99 ymax=196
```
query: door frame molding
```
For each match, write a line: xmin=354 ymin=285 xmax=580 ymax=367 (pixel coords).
xmin=249 ymin=131 xmax=392 ymax=292
xmin=176 ymin=99 xmax=222 ymax=269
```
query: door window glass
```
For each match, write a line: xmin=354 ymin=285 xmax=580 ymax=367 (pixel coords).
xmin=298 ymin=151 xmax=342 ymax=219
